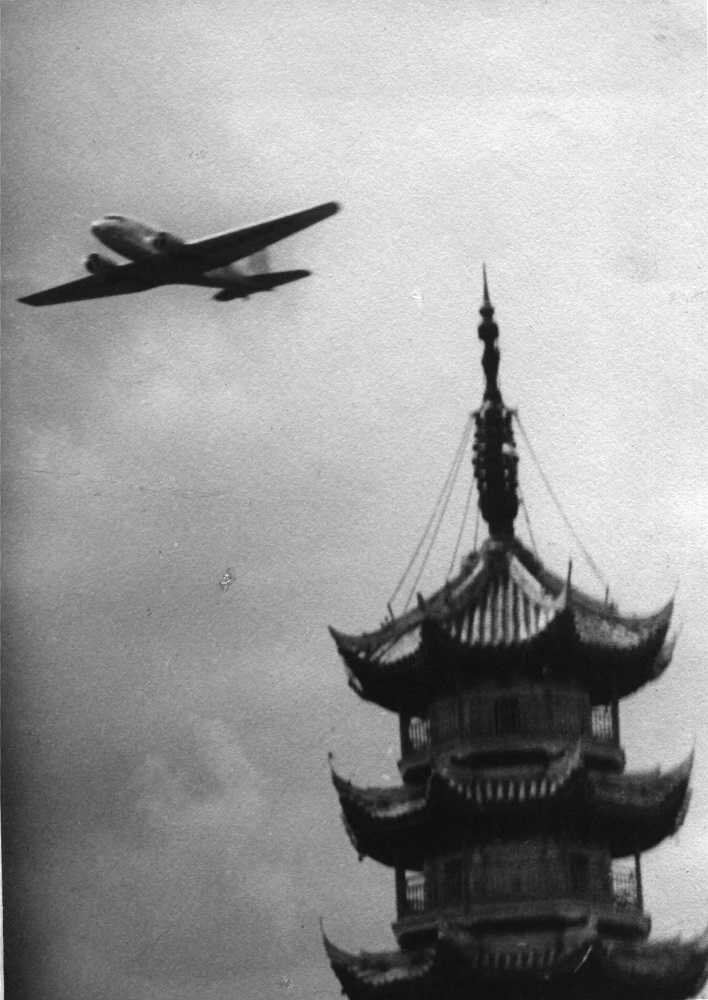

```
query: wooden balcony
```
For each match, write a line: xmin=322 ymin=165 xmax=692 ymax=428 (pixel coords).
xmin=399 ymin=698 xmax=623 ymax=779
xmin=394 ymin=857 xmax=647 ymax=945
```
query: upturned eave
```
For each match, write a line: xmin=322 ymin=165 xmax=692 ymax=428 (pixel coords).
xmin=598 ymin=928 xmax=708 ymax=996
xmin=322 ymin=928 xmax=435 ymax=996
xmin=330 ymin=539 xmax=675 ymax=711
xmin=590 ymin=751 xmax=694 ymax=855
xmin=331 ymin=748 xmax=693 ymax=865
xmin=323 ymin=925 xmax=708 ymax=999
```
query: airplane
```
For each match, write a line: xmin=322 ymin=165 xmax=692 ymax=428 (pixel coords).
xmin=18 ymin=201 xmax=340 ymax=306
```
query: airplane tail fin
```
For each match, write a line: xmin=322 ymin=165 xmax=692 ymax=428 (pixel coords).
xmin=212 ymin=268 xmax=311 ymax=301
xmin=247 ymin=268 xmax=311 ymax=290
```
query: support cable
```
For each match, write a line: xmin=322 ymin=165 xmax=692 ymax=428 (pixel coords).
xmin=518 ymin=488 xmax=538 ymax=556
xmin=388 ymin=414 xmax=473 ymax=611
xmin=402 ymin=417 xmax=473 ymax=612
xmin=447 ymin=471 xmax=475 ymax=579
xmin=513 ymin=412 xmax=608 ymax=591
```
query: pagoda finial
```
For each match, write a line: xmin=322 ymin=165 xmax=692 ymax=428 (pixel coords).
xmin=472 ymin=267 xmax=519 ymax=539
xmin=478 ymin=266 xmax=501 ymax=402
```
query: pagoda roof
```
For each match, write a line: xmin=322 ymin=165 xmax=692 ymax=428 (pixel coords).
xmin=323 ymin=924 xmax=708 ymax=999
xmin=598 ymin=931 xmax=708 ymax=994
xmin=323 ymin=931 xmax=435 ymax=995
xmin=331 ymin=748 xmax=693 ymax=866
xmin=330 ymin=537 xmax=674 ymax=711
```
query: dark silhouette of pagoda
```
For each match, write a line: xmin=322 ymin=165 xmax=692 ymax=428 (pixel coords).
xmin=323 ymin=275 xmax=708 ymax=999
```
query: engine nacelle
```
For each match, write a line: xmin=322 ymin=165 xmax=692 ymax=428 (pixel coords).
xmin=84 ymin=252 xmax=118 ymax=275
xmin=151 ymin=231 xmax=186 ymax=256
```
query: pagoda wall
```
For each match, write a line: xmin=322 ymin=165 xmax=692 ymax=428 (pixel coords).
xmin=426 ymin=840 xmax=612 ymax=905
xmin=431 ymin=684 xmax=592 ymax=744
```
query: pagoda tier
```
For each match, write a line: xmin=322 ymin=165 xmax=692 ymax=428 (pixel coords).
xmin=331 ymin=749 xmax=693 ymax=866
xmin=330 ymin=537 xmax=674 ymax=714
xmin=323 ymin=926 xmax=708 ymax=1000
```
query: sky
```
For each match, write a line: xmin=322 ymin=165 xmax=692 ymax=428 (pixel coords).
xmin=2 ymin=2 xmax=706 ymax=998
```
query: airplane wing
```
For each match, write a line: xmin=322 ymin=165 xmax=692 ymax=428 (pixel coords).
xmin=185 ymin=201 xmax=340 ymax=268
xmin=18 ymin=267 xmax=155 ymax=306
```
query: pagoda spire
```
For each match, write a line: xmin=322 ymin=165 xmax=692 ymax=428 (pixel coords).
xmin=472 ymin=267 xmax=519 ymax=538
xmin=479 ymin=264 xmax=501 ymax=402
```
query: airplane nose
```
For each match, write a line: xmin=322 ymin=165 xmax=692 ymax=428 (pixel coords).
xmin=90 ymin=219 xmax=105 ymax=235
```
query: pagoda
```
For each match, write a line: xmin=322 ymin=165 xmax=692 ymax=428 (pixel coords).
xmin=323 ymin=274 xmax=708 ymax=999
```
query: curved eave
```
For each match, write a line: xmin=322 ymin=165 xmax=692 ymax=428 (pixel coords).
xmin=511 ymin=538 xmax=672 ymax=629
xmin=329 ymin=611 xmax=424 ymax=661
xmin=322 ymin=928 xmax=708 ymax=998
xmin=331 ymin=638 xmax=430 ymax=713
xmin=585 ymin=628 xmax=675 ymax=704
xmin=427 ymin=603 xmax=671 ymax=686
xmin=332 ymin=751 xmax=693 ymax=865
xmin=331 ymin=766 xmax=427 ymax=867
xmin=438 ymin=923 xmax=596 ymax=979
xmin=322 ymin=929 xmax=435 ymax=995
xmin=573 ymin=595 xmax=675 ymax=650
xmin=331 ymin=767 xmax=426 ymax=819
xmin=598 ymin=929 xmax=708 ymax=996
xmin=330 ymin=579 xmax=674 ymax=710
xmin=330 ymin=751 xmax=584 ymax=867
xmin=330 ymin=543 xmax=568 ymax=675
xmin=590 ymin=752 xmax=694 ymax=855
xmin=326 ymin=552 xmax=480 ymax=663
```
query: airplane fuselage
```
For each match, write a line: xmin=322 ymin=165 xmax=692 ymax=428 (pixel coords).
xmin=90 ymin=215 xmax=160 ymax=260
xmin=90 ymin=215 xmax=243 ymax=286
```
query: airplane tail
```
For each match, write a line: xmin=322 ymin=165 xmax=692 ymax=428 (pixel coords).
xmin=212 ymin=268 xmax=311 ymax=301
xmin=248 ymin=268 xmax=311 ymax=290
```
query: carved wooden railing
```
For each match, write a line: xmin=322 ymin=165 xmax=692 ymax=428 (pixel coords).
xmin=400 ymin=858 xmax=642 ymax=917
xmin=591 ymin=704 xmax=618 ymax=744
xmin=611 ymin=860 xmax=642 ymax=910
xmin=418 ymin=694 xmax=621 ymax=750
xmin=408 ymin=717 xmax=431 ymax=751
xmin=403 ymin=871 xmax=427 ymax=914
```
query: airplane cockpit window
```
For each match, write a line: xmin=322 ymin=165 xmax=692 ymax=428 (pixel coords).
xmin=104 ymin=214 xmax=124 ymax=221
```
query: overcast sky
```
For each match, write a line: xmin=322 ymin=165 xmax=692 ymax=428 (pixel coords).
xmin=2 ymin=2 xmax=706 ymax=998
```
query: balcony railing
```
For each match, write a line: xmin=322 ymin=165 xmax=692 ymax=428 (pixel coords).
xmin=403 ymin=871 xmax=427 ymax=914
xmin=408 ymin=717 xmax=431 ymax=751
xmin=427 ymin=693 xmax=599 ymax=747
xmin=591 ymin=704 xmax=617 ymax=744
xmin=401 ymin=700 xmax=621 ymax=763
xmin=400 ymin=716 xmax=431 ymax=758
xmin=611 ymin=862 xmax=641 ymax=911
xmin=399 ymin=859 xmax=643 ymax=918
